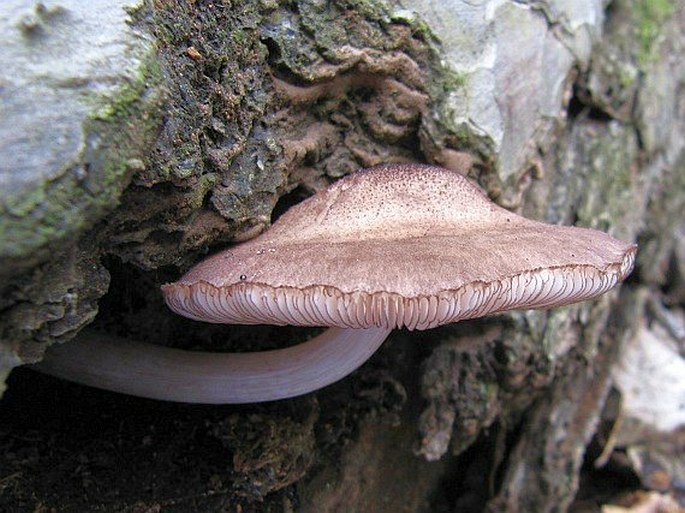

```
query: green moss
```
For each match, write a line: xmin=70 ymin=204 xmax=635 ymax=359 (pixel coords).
xmin=618 ymin=65 xmax=637 ymax=89
xmin=84 ymin=57 xmax=163 ymax=198
xmin=634 ymin=0 xmax=675 ymax=65
xmin=441 ymin=69 xmax=468 ymax=92
xmin=391 ymin=9 xmax=434 ymax=42
xmin=93 ymin=59 xmax=162 ymax=122
xmin=187 ymin=174 xmax=218 ymax=209
xmin=572 ymin=123 xmax=640 ymax=239
xmin=0 ymin=52 xmax=163 ymax=263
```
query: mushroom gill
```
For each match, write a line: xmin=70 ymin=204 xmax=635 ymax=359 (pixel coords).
xmin=163 ymin=164 xmax=636 ymax=331
xmin=33 ymin=164 xmax=636 ymax=404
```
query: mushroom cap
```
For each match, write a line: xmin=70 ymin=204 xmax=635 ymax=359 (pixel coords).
xmin=162 ymin=164 xmax=637 ymax=331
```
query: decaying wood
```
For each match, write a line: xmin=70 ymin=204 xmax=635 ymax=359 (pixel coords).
xmin=1 ymin=0 xmax=682 ymax=511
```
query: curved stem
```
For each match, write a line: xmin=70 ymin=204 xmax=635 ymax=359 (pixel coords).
xmin=31 ymin=327 xmax=392 ymax=404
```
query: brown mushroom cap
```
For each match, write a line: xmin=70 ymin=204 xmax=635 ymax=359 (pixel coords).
xmin=162 ymin=164 xmax=636 ymax=331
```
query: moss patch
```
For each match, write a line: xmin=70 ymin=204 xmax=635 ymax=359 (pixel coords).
xmin=0 ymin=51 xmax=163 ymax=274
xmin=634 ymin=0 xmax=675 ymax=65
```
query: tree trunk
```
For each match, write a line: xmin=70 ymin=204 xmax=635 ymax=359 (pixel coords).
xmin=1 ymin=1 xmax=683 ymax=512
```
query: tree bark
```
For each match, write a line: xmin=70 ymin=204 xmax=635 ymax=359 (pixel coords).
xmin=1 ymin=1 xmax=683 ymax=512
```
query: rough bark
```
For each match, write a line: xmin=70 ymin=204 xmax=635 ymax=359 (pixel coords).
xmin=1 ymin=0 xmax=683 ymax=512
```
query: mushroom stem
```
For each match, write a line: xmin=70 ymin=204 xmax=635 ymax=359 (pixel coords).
xmin=32 ymin=327 xmax=393 ymax=404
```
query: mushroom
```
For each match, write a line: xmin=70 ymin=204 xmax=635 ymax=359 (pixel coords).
xmin=34 ymin=164 xmax=637 ymax=404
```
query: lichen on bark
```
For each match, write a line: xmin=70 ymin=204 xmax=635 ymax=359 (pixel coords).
xmin=0 ymin=1 xmax=163 ymax=368
xmin=0 ymin=0 xmax=683 ymax=511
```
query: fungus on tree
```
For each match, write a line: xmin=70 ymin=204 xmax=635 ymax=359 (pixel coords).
xmin=35 ymin=164 xmax=637 ymax=404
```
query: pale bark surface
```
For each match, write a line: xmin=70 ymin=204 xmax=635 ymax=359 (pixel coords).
xmin=0 ymin=1 xmax=683 ymax=512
